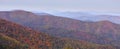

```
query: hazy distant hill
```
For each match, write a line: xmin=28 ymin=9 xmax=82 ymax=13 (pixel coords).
xmin=49 ymin=12 xmax=120 ymax=24
xmin=0 ymin=10 xmax=120 ymax=47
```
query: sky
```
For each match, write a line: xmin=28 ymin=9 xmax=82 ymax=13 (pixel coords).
xmin=0 ymin=0 xmax=120 ymax=14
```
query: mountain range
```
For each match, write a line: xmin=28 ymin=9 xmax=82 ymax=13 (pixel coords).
xmin=0 ymin=10 xmax=120 ymax=49
xmin=0 ymin=16 xmax=117 ymax=49
xmin=49 ymin=12 xmax=120 ymax=24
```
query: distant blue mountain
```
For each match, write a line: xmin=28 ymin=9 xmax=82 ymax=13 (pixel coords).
xmin=43 ymin=12 xmax=120 ymax=24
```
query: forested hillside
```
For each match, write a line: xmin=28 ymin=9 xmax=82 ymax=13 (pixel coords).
xmin=0 ymin=10 xmax=120 ymax=48
xmin=0 ymin=18 xmax=117 ymax=49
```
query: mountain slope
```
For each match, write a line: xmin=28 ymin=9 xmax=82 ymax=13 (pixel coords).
xmin=0 ymin=18 xmax=53 ymax=49
xmin=0 ymin=18 xmax=117 ymax=49
xmin=0 ymin=10 xmax=120 ymax=47
xmin=0 ymin=33 xmax=26 ymax=49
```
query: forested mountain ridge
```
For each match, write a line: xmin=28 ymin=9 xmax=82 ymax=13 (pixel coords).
xmin=0 ymin=10 xmax=120 ymax=47
xmin=0 ymin=18 xmax=117 ymax=49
